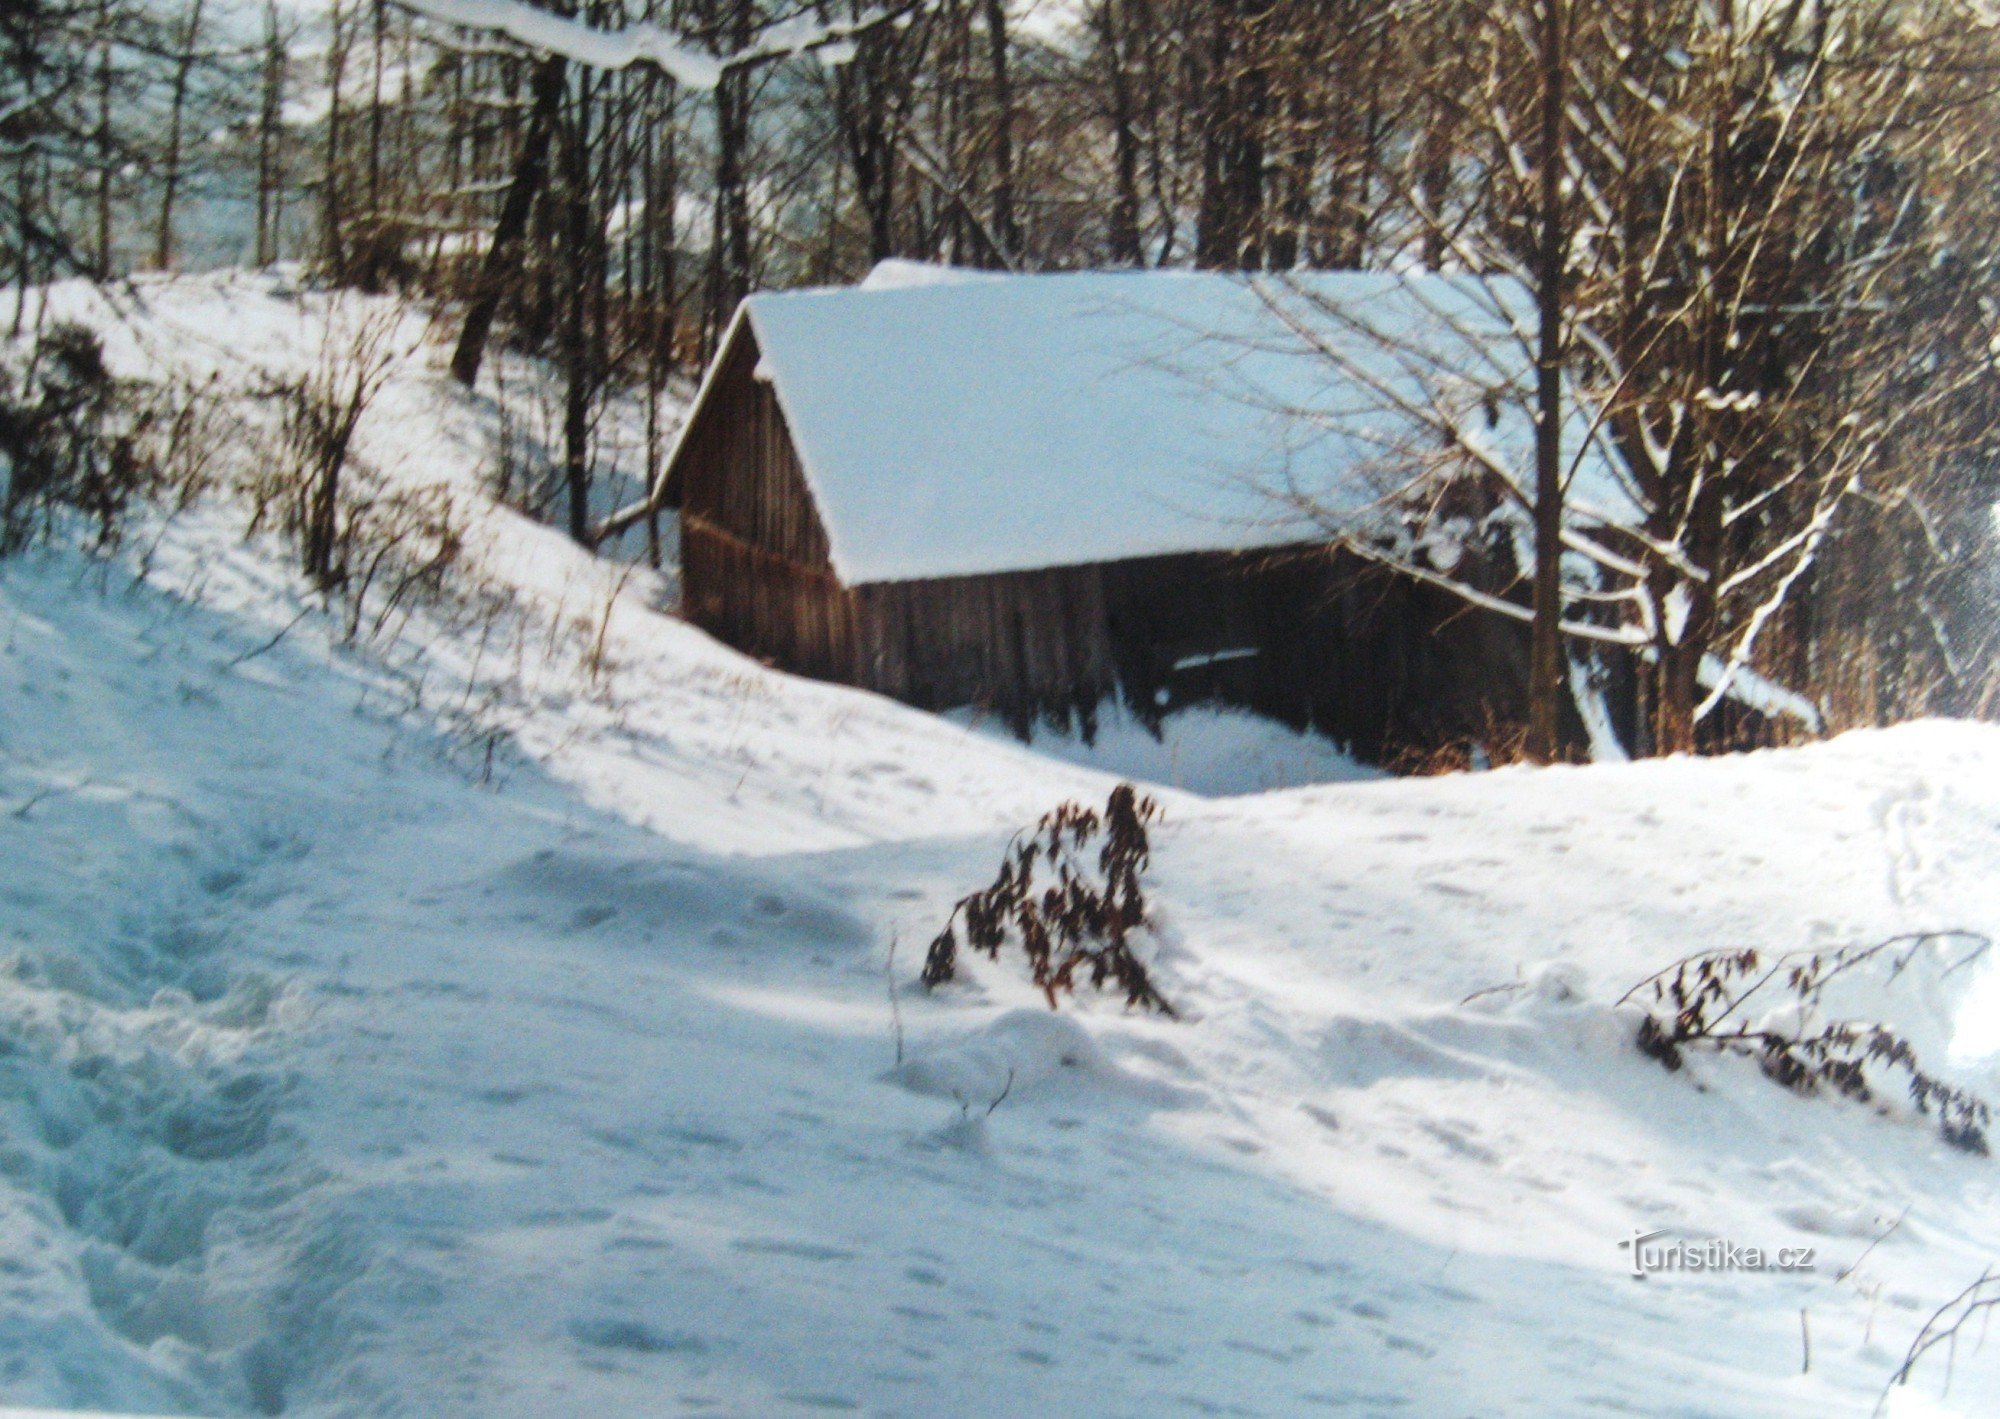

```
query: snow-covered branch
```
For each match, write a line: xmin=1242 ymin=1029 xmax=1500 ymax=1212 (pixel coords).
xmin=393 ymin=0 xmax=909 ymax=89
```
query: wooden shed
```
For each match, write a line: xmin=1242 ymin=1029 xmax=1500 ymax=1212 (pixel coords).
xmin=659 ymin=267 xmax=1624 ymax=763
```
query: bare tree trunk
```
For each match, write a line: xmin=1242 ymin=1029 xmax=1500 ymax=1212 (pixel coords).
xmin=322 ymin=0 xmax=351 ymax=278
xmin=13 ymin=152 xmax=34 ymax=337
xmin=1650 ymin=0 xmax=1737 ymax=756
xmin=95 ymin=0 xmax=114 ymax=277
xmin=1411 ymin=15 xmax=1459 ymax=271
xmin=979 ymin=0 xmax=1019 ymax=263
xmin=1194 ymin=0 xmax=1266 ymax=269
xmin=705 ymin=63 xmax=753 ymax=351
xmin=561 ymin=67 xmax=597 ymax=543
xmin=368 ymin=0 xmax=385 ymax=214
xmin=833 ymin=25 xmax=908 ymax=267
xmin=155 ymin=0 xmax=204 ymax=270
xmin=641 ymin=74 xmax=679 ymax=566
xmin=1526 ymin=0 xmax=1567 ymax=762
xmin=1097 ymin=0 xmax=1142 ymax=264
xmin=255 ymin=0 xmax=287 ymax=266
xmin=654 ymin=83 xmax=680 ymax=370
xmin=451 ymin=53 xmax=567 ymax=387
xmin=1265 ymin=78 xmax=1313 ymax=270
xmin=356 ymin=0 xmax=387 ymax=286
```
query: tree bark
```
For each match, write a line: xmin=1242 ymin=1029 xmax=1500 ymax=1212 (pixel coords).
xmin=1097 ymin=0 xmax=1142 ymax=264
xmin=1194 ymin=0 xmax=1266 ymax=269
xmin=1526 ymin=0 xmax=1567 ymax=762
xmin=95 ymin=0 xmax=114 ymax=278
xmin=451 ymin=53 xmax=568 ymax=388
xmin=322 ymin=0 xmax=350 ymax=278
xmin=979 ymin=0 xmax=1019 ymax=263
xmin=834 ymin=34 xmax=901 ymax=265
xmin=560 ymin=67 xmax=597 ymax=543
xmin=704 ymin=64 xmax=753 ymax=351
xmin=155 ymin=0 xmax=205 ymax=270
xmin=255 ymin=0 xmax=286 ymax=266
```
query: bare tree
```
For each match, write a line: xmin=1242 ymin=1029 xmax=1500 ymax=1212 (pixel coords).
xmin=1233 ymin=0 xmax=2000 ymax=757
xmin=254 ymin=0 xmax=291 ymax=266
xmin=280 ymin=301 xmax=404 ymax=589
xmin=1575 ymin=0 xmax=2000 ymax=751
xmin=153 ymin=0 xmax=204 ymax=269
xmin=450 ymin=50 xmax=567 ymax=385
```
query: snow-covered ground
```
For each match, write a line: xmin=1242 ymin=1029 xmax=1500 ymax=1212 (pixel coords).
xmin=944 ymin=704 xmax=1381 ymax=796
xmin=3 ymin=273 xmax=2000 ymax=1418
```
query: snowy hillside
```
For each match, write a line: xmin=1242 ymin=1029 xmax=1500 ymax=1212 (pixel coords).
xmin=3 ymin=274 xmax=2000 ymax=1418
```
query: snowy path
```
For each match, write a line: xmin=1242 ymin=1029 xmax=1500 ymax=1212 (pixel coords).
xmin=5 ymin=539 xmax=2000 ymax=1417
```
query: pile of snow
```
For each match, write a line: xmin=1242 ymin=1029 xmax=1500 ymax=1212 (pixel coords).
xmin=3 ymin=271 xmax=1999 ymax=1417
xmin=947 ymin=701 xmax=1381 ymax=796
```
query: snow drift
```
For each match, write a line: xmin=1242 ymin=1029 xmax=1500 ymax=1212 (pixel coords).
xmin=2 ymin=271 xmax=1998 ymax=1417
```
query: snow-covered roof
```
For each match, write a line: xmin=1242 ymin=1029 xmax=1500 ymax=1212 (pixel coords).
xmin=696 ymin=265 xmax=1635 ymax=586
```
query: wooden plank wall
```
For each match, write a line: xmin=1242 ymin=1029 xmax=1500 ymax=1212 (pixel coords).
xmin=673 ymin=325 xmax=834 ymax=568
xmin=670 ymin=321 xmax=1637 ymax=761
xmin=851 ymin=566 xmax=1120 ymax=735
xmin=681 ymin=516 xmax=854 ymax=681
xmin=846 ymin=547 xmax=1556 ymax=761
xmin=673 ymin=323 xmax=859 ymax=681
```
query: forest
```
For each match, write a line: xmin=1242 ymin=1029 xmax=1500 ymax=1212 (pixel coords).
xmin=8 ymin=0 xmax=2000 ymax=758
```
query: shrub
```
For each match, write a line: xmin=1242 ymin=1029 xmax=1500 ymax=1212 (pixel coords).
xmin=921 ymin=784 xmax=1177 ymax=1016
xmin=229 ymin=303 xmax=469 ymax=644
xmin=267 ymin=309 xmax=400 ymax=591
xmin=1883 ymin=1269 xmax=2000 ymax=1410
xmin=1622 ymin=932 xmax=1993 ymax=1154
xmin=0 ymin=323 xmax=218 ymax=554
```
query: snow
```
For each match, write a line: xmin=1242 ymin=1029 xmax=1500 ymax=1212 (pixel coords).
xmin=1701 ymin=652 xmax=1827 ymax=731
xmin=399 ymin=0 xmax=881 ymax=90
xmin=1569 ymin=653 xmax=1632 ymax=764
xmin=945 ymin=701 xmax=1383 ymax=796
xmin=724 ymin=266 xmax=1638 ymax=585
xmin=855 ymin=258 xmax=1005 ymax=291
xmin=4 ymin=271 xmax=2000 ymax=1417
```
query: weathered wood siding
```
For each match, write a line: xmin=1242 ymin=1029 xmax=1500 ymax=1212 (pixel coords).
xmin=851 ymin=566 xmax=1118 ymax=735
xmin=671 ymin=322 xmax=856 ymax=681
xmin=847 ymin=547 xmax=1550 ymax=759
xmin=667 ymin=318 xmax=1608 ymax=762
xmin=672 ymin=323 xmax=832 ymax=567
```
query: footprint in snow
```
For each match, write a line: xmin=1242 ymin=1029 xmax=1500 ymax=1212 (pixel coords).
xmin=564 ymin=904 xmax=618 ymax=932
xmin=729 ymin=1237 xmax=857 ymax=1263
xmin=1418 ymin=1120 xmax=1500 ymax=1165
xmin=569 ymin=1317 xmax=706 ymax=1356
xmin=1300 ymin=1102 xmax=1341 ymax=1132
xmin=1423 ymin=880 xmax=1481 ymax=899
